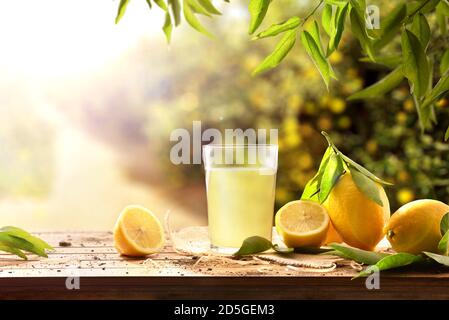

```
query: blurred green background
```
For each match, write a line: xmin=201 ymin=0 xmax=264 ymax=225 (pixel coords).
xmin=0 ymin=0 xmax=448 ymax=230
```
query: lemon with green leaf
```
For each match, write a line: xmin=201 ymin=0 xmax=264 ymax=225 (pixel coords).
xmin=301 ymin=131 xmax=392 ymax=251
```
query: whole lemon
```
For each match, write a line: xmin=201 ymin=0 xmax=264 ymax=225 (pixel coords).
xmin=384 ymin=199 xmax=449 ymax=254
xmin=324 ymin=172 xmax=390 ymax=251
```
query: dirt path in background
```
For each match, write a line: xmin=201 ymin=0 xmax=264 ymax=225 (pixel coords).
xmin=0 ymin=104 xmax=205 ymax=231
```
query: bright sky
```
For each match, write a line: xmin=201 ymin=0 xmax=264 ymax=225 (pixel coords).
xmin=0 ymin=0 xmax=164 ymax=79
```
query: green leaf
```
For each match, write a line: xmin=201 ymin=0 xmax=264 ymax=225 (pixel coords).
xmin=423 ymin=251 xmax=449 ymax=266
xmin=308 ymin=20 xmax=325 ymax=56
xmin=253 ymin=29 xmax=297 ymax=75
xmin=253 ymin=17 xmax=301 ymax=40
xmin=169 ymin=0 xmax=182 ymax=26
xmin=360 ymin=55 xmax=402 ymax=68
xmin=301 ymin=147 xmax=333 ymax=200
xmin=441 ymin=49 xmax=449 ymax=75
xmin=153 ymin=0 xmax=168 ymax=11
xmin=322 ymin=4 xmax=333 ymax=36
xmin=438 ymin=231 xmax=449 ymax=255
xmin=183 ymin=0 xmax=213 ymax=37
xmin=248 ymin=0 xmax=271 ymax=35
xmin=350 ymin=168 xmax=383 ymax=206
xmin=410 ymin=13 xmax=430 ymax=50
xmin=422 ymin=74 xmax=449 ymax=109
xmin=350 ymin=6 xmax=375 ymax=61
xmin=197 ymin=0 xmax=221 ymax=15
xmin=234 ymin=236 xmax=272 ymax=256
xmin=373 ymin=3 xmax=406 ymax=51
xmin=445 ymin=127 xmax=449 ymax=141
xmin=441 ymin=213 xmax=449 ymax=235
xmin=340 ymin=153 xmax=393 ymax=185
xmin=273 ymin=244 xmax=294 ymax=254
xmin=320 ymin=131 xmax=393 ymax=186
xmin=0 ymin=226 xmax=53 ymax=250
xmin=356 ymin=253 xmax=423 ymax=278
xmin=162 ymin=12 xmax=173 ymax=43
xmin=188 ymin=0 xmax=212 ymax=16
xmin=300 ymin=30 xmax=334 ymax=89
xmin=0 ymin=243 xmax=27 ymax=260
xmin=146 ymin=0 xmax=152 ymax=9
xmin=327 ymin=3 xmax=349 ymax=56
xmin=319 ymin=153 xmax=344 ymax=203
xmin=327 ymin=243 xmax=389 ymax=265
xmin=437 ymin=0 xmax=449 ymax=16
xmin=0 ymin=233 xmax=47 ymax=258
xmin=348 ymin=67 xmax=404 ymax=100
xmin=325 ymin=0 xmax=349 ymax=5
xmin=401 ymin=29 xmax=430 ymax=98
xmin=115 ymin=0 xmax=130 ymax=24
xmin=407 ymin=0 xmax=440 ymax=15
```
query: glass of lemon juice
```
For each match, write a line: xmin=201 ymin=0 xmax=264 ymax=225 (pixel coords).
xmin=203 ymin=144 xmax=278 ymax=253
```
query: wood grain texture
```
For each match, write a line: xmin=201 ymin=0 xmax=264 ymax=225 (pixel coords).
xmin=0 ymin=232 xmax=448 ymax=299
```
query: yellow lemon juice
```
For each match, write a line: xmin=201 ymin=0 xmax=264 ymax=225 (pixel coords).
xmin=205 ymin=167 xmax=276 ymax=248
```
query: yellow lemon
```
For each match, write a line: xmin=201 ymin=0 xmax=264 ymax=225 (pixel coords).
xmin=113 ymin=205 xmax=165 ymax=257
xmin=275 ymin=200 xmax=330 ymax=247
xmin=324 ymin=221 xmax=344 ymax=245
xmin=384 ymin=199 xmax=449 ymax=254
xmin=324 ymin=172 xmax=390 ymax=251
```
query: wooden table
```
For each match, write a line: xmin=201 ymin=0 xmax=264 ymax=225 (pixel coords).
xmin=0 ymin=232 xmax=448 ymax=300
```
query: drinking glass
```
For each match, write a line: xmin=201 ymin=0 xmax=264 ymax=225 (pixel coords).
xmin=203 ymin=144 xmax=278 ymax=253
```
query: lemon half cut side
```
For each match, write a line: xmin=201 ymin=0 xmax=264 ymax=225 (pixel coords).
xmin=113 ymin=205 xmax=165 ymax=257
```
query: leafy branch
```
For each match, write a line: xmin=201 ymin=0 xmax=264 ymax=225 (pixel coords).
xmin=301 ymin=131 xmax=392 ymax=206
xmin=114 ymin=0 xmax=449 ymax=138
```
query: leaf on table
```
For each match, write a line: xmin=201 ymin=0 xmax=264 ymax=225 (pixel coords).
xmin=115 ymin=0 xmax=130 ymax=24
xmin=410 ymin=13 xmax=430 ymax=50
xmin=319 ymin=153 xmax=344 ymax=203
xmin=253 ymin=28 xmax=297 ymax=75
xmin=183 ymin=0 xmax=213 ymax=37
xmin=300 ymin=30 xmax=334 ymax=89
xmin=0 ymin=243 xmax=27 ymax=260
xmin=373 ymin=3 xmax=406 ymax=51
xmin=0 ymin=226 xmax=53 ymax=250
xmin=327 ymin=243 xmax=389 ymax=265
xmin=234 ymin=236 xmax=275 ymax=256
xmin=350 ymin=168 xmax=383 ymax=206
xmin=253 ymin=17 xmax=301 ymax=40
xmin=401 ymin=29 xmax=430 ymax=98
xmin=0 ymin=233 xmax=47 ymax=258
xmin=423 ymin=251 xmax=449 ymax=266
xmin=355 ymin=253 xmax=423 ymax=278
xmin=248 ymin=0 xmax=271 ymax=35
xmin=348 ymin=67 xmax=404 ymax=100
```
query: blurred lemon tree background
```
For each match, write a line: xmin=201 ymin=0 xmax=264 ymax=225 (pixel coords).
xmin=0 ymin=0 xmax=448 ymax=231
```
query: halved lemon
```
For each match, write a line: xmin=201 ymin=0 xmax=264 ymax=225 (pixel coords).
xmin=275 ymin=200 xmax=330 ymax=248
xmin=113 ymin=205 xmax=165 ymax=256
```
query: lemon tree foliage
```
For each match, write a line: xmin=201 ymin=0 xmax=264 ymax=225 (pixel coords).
xmin=115 ymin=0 xmax=449 ymax=137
